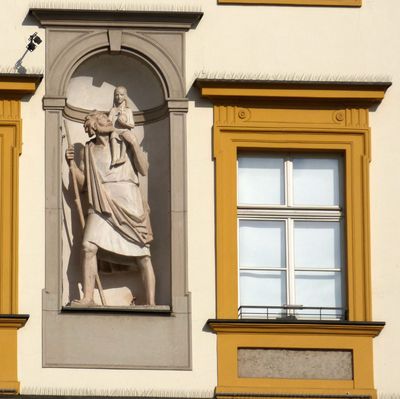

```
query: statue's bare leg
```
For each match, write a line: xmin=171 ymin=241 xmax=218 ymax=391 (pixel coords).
xmin=77 ymin=241 xmax=98 ymax=305
xmin=137 ymin=256 xmax=156 ymax=306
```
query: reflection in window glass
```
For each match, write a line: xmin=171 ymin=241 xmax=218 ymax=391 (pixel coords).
xmin=293 ymin=157 xmax=340 ymax=206
xmin=239 ymin=220 xmax=286 ymax=268
xmin=294 ymin=221 xmax=342 ymax=269
xmin=240 ymin=270 xmax=286 ymax=307
xmin=238 ymin=155 xmax=284 ymax=205
xmin=295 ymin=271 xmax=342 ymax=308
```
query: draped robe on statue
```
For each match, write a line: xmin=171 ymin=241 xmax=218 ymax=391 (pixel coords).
xmin=82 ymin=135 xmax=152 ymax=258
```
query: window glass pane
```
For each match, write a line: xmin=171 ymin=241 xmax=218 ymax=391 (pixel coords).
xmin=293 ymin=156 xmax=341 ymax=206
xmin=294 ymin=221 xmax=342 ymax=269
xmin=238 ymin=154 xmax=284 ymax=205
xmin=239 ymin=220 xmax=286 ymax=268
xmin=240 ymin=270 xmax=286 ymax=307
xmin=295 ymin=271 xmax=342 ymax=313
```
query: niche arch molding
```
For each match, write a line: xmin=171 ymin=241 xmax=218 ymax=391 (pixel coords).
xmin=48 ymin=30 xmax=185 ymax=100
xmin=32 ymin=8 xmax=202 ymax=370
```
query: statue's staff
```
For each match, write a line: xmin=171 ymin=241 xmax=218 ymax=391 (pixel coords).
xmin=63 ymin=119 xmax=107 ymax=306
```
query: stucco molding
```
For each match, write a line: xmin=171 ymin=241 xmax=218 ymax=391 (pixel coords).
xmin=0 ymin=75 xmax=42 ymax=95
xmin=199 ymin=81 xmax=387 ymax=397
xmin=196 ymin=79 xmax=391 ymax=103
xmin=32 ymin=7 xmax=198 ymax=370
xmin=217 ymin=0 xmax=361 ymax=6
xmin=40 ymin=28 xmax=186 ymax=100
xmin=166 ymin=98 xmax=189 ymax=112
xmin=0 ymin=315 xmax=29 ymax=330
xmin=42 ymin=97 xmax=67 ymax=110
xmin=30 ymin=8 xmax=203 ymax=29
xmin=207 ymin=319 xmax=385 ymax=337
xmin=61 ymin=101 xmax=169 ymax=125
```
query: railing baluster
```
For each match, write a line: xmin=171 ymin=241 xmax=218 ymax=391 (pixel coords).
xmin=238 ymin=305 xmax=346 ymax=321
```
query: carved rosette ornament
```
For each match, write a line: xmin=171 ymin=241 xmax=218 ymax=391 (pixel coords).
xmin=334 ymin=110 xmax=345 ymax=123
xmin=237 ymin=107 xmax=251 ymax=122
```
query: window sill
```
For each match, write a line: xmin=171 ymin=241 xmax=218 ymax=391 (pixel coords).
xmin=207 ymin=318 xmax=385 ymax=337
xmin=62 ymin=304 xmax=171 ymax=314
xmin=0 ymin=314 xmax=29 ymax=329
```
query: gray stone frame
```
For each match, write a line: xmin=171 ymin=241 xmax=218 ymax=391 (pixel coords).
xmin=31 ymin=8 xmax=202 ymax=369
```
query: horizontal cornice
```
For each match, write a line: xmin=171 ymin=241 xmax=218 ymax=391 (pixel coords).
xmin=30 ymin=8 xmax=203 ymax=29
xmin=0 ymin=314 xmax=30 ymax=329
xmin=0 ymin=75 xmax=43 ymax=95
xmin=196 ymin=79 xmax=391 ymax=104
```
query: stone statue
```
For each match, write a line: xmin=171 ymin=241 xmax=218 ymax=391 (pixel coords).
xmin=65 ymin=108 xmax=156 ymax=306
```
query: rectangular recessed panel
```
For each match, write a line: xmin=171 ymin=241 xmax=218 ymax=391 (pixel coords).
xmin=238 ymin=348 xmax=353 ymax=380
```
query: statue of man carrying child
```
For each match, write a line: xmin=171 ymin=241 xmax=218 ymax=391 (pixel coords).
xmin=65 ymin=86 xmax=156 ymax=306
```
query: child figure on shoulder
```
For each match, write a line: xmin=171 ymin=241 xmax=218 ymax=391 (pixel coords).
xmin=108 ymin=86 xmax=135 ymax=166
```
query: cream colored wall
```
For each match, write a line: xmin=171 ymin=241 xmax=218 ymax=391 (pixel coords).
xmin=370 ymin=93 xmax=400 ymax=395
xmin=3 ymin=0 xmax=400 ymax=395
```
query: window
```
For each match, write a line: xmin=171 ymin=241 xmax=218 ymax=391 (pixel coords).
xmin=198 ymin=79 xmax=388 ymax=398
xmin=0 ymin=75 xmax=41 ymax=393
xmin=237 ymin=153 xmax=345 ymax=320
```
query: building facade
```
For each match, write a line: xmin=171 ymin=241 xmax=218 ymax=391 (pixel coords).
xmin=0 ymin=0 xmax=399 ymax=398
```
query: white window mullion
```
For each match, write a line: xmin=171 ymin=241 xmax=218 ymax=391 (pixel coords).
xmin=286 ymin=157 xmax=295 ymax=307
xmin=286 ymin=156 xmax=293 ymax=207
xmin=287 ymin=218 xmax=295 ymax=306
xmin=237 ymin=208 xmax=342 ymax=219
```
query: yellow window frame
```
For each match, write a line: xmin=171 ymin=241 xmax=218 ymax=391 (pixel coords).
xmin=196 ymin=80 xmax=390 ymax=322
xmin=217 ymin=0 xmax=361 ymax=7
xmin=216 ymin=128 xmax=368 ymax=321
xmin=0 ymin=75 xmax=41 ymax=394
xmin=198 ymin=80 xmax=389 ymax=398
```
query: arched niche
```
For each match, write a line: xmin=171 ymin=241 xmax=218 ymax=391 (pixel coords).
xmin=35 ymin=8 xmax=202 ymax=369
xmin=67 ymin=52 xmax=165 ymax=111
xmin=46 ymin=30 xmax=185 ymax=99
xmin=62 ymin=52 xmax=171 ymax=307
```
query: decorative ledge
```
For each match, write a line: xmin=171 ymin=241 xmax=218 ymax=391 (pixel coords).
xmin=0 ymin=75 xmax=43 ymax=95
xmin=196 ymin=79 xmax=391 ymax=104
xmin=62 ymin=305 xmax=171 ymax=314
xmin=217 ymin=0 xmax=361 ymax=6
xmin=195 ymin=71 xmax=391 ymax=82
xmin=216 ymin=394 xmax=372 ymax=399
xmin=17 ymin=391 xmax=214 ymax=398
xmin=0 ymin=314 xmax=29 ymax=329
xmin=29 ymin=1 xmax=202 ymax=12
xmin=30 ymin=8 xmax=203 ymax=29
xmin=62 ymin=101 xmax=168 ymax=125
xmin=207 ymin=319 xmax=385 ymax=337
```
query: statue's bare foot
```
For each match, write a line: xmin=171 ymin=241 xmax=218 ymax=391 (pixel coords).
xmin=71 ymin=298 xmax=96 ymax=307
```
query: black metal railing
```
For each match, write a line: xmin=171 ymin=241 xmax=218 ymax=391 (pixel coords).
xmin=238 ymin=305 xmax=347 ymax=321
